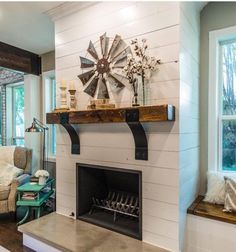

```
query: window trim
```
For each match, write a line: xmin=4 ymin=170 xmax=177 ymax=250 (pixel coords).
xmin=12 ymin=83 xmax=24 ymax=143
xmin=209 ymin=25 xmax=236 ymax=172
xmin=42 ymin=70 xmax=56 ymax=160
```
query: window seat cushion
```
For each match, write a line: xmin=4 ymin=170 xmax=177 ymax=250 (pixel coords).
xmin=188 ymin=195 xmax=236 ymax=225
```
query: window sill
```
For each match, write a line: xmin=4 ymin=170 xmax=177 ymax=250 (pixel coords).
xmin=188 ymin=195 xmax=236 ymax=225
xmin=47 ymin=156 xmax=56 ymax=163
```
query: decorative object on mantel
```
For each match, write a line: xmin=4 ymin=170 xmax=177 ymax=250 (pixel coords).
xmin=131 ymin=78 xmax=139 ymax=107
xmin=123 ymin=38 xmax=161 ymax=106
xmin=87 ymin=98 xmax=115 ymax=110
xmin=46 ymin=104 xmax=175 ymax=160
xmin=68 ymin=81 xmax=77 ymax=110
xmin=59 ymin=79 xmax=69 ymax=110
xmin=35 ymin=170 xmax=49 ymax=186
xmin=78 ymin=33 xmax=130 ymax=109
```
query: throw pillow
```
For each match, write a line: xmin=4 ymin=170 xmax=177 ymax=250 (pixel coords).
xmin=0 ymin=164 xmax=23 ymax=186
xmin=0 ymin=146 xmax=16 ymax=166
xmin=204 ymin=172 xmax=225 ymax=204
xmin=224 ymin=177 xmax=236 ymax=213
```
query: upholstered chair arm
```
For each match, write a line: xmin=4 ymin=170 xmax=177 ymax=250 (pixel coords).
xmin=8 ymin=174 xmax=30 ymax=212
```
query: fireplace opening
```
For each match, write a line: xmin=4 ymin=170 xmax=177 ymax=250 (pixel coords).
xmin=76 ymin=163 xmax=142 ymax=240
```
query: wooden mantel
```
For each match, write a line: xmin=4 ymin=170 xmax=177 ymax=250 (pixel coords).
xmin=46 ymin=104 xmax=175 ymax=161
xmin=46 ymin=104 xmax=174 ymax=124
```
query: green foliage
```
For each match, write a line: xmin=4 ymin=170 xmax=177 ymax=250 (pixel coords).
xmin=14 ymin=86 xmax=24 ymax=125
xmin=222 ymin=42 xmax=236 ymax=170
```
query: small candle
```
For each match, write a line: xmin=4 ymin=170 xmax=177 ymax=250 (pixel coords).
xmin=61 ymin=79 xmax=66 ymax=88
xmin=69 ymin=81 xmax=75 ymax=90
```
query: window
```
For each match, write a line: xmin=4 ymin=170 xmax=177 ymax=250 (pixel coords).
xmin=42 ymin=71 xmax=56 ymax=158
xmin=12 ymin=84 xmax=24 ymax=146
xmin=209 ymin=26 xmax=236 ymax=172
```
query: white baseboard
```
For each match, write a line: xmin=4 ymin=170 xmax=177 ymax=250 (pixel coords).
xmin=185 ymin=214 xmax=236 ymax=252
xmin=23 ymin=234 xmax=61 ymax=252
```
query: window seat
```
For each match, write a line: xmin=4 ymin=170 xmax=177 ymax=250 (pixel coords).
xmin=187 ymin=195 xmax=236 ymax=225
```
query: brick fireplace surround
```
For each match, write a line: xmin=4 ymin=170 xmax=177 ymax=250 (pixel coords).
xmin=19 ymin=2 xmax=200 ymax=252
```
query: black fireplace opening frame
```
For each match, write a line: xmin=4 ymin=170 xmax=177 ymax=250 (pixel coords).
xmin=76 ymin=163 xmax=142 ymax=240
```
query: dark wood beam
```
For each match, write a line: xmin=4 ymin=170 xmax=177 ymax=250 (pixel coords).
xmin=0 ymin=41 xmax=41 ymax=75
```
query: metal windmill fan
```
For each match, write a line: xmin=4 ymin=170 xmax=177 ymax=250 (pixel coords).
xmin=78 ymin=33 xmax=131 ymax=100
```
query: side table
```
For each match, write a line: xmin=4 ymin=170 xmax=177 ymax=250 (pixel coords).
xmin=16 ymin=178 xmax=55 ymax=225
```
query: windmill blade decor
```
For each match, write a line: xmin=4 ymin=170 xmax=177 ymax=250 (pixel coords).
xmin=78 ymin=33 xmax=130 ymax=103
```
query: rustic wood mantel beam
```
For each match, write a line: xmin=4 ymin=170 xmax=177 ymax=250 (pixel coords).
xmin=46 ymin=105 xmax=175 ymax=160
xmin=0 ymin=41 xmax=41 ymax=75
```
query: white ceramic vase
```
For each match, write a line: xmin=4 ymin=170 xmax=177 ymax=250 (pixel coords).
xmin=38 ymin=176 xmax=47 ymax=186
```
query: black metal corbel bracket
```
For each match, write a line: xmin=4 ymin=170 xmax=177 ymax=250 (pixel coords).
xmin=125 ymin=109 xmax=148 ymax=161
xmin=59 ymin=113 xmax=80 ymax=154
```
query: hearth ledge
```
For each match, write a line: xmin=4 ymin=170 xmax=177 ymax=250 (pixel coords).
xmin=18 ymin=212 xmax=169 ymax=252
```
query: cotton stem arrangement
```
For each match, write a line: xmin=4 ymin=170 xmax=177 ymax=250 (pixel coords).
xmin=123 ymin=38 xmax=161 ymax=105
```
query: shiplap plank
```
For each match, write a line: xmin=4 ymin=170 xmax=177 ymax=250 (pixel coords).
xmin=56 ymin=154 xmax=179 ymax=187
xmin=143 ymin=231 xmax=179 ymax=252
xmin=56 ymin=43 xmax=179 ymax=71
xmin=143 ymin=183 xmax=179 ymax=204
xmin=56 ymin=144 xmax=179 ymax=169
xmin=55 ymin=2 xmax=182 ymax=249
xmin=55 ymin=3 xmax=179 ymax=46
xmin=56 ymin=25 xmax=179 ymax=59
xmin=143 ymin=199 xmax=178 ymax=222
xmin=143 ymin=215 xmax=179 ymax=240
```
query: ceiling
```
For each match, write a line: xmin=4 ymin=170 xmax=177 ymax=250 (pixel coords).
xmin=0 ymin=2 xmax=62 ymax=55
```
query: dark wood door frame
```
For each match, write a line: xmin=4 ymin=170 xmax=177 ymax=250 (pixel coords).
xmin=0 ymin=41 xmax=41 ymax=75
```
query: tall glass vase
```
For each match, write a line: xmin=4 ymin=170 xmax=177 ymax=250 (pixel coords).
xmin=132 ymin=78 xmax=140 ymax=107
xmin=141 ymin=74 xmax=146 ymax=106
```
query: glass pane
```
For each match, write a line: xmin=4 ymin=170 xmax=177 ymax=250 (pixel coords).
xmin=52 ymin=79 xmax=56 ymax=155
xmin=222 ymin=120 xmax=236 ymax=171
xmin=222 ymin=41 xmax=236 ymax=115
xmin=13 ymin=138 xmax=25 ymax=147
xmin=14 ymin=85 xmax=24 ymax=139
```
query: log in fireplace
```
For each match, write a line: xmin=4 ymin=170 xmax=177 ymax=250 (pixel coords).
xmin=76 ymin=163 xmax=142 ymax=239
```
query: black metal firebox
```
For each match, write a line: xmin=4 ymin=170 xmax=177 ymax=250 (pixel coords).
xmin=76 ymin=163 xmax=142 ymax=240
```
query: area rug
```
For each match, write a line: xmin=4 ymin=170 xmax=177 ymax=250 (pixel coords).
xmin=0 ymin=246 xmax=10 ymax=252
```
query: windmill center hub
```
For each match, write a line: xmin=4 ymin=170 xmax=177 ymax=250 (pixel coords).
xmin=97 ymin=58 xmax=110 ymax=74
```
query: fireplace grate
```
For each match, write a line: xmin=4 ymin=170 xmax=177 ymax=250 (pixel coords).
xmin=89 ymin=191 xmax=139 ymax=221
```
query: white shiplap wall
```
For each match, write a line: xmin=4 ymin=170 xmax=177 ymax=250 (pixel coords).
xmin=179 ymin=2 xmax=200 ymax=251
xmin=54 ymin=2 xmax=181 ymax=251
xmin=185 ymin=214 xmax=236 ymax=252
xmin=185 ymin=215 xmax=236 ymax=252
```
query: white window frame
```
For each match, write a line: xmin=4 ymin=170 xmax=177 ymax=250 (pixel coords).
xmin=6 ymin=82 xmax=25 ymax=146
xmin=12 ymin=83 xmax=25 ymax=146
xmin=209 ymin=25 xmax=236 ymax=173
xmin=42 ymin=70 xmax=56 ymax=161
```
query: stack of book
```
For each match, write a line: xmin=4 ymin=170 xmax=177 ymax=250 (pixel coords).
xmin=22 ymin=192 xmax=38 ymax=200
xmin=30 ymin=177 xmax=39 ymax=183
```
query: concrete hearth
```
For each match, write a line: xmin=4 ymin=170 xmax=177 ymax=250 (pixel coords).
xmin=18 ymin=213 xmax=169 ymax=252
